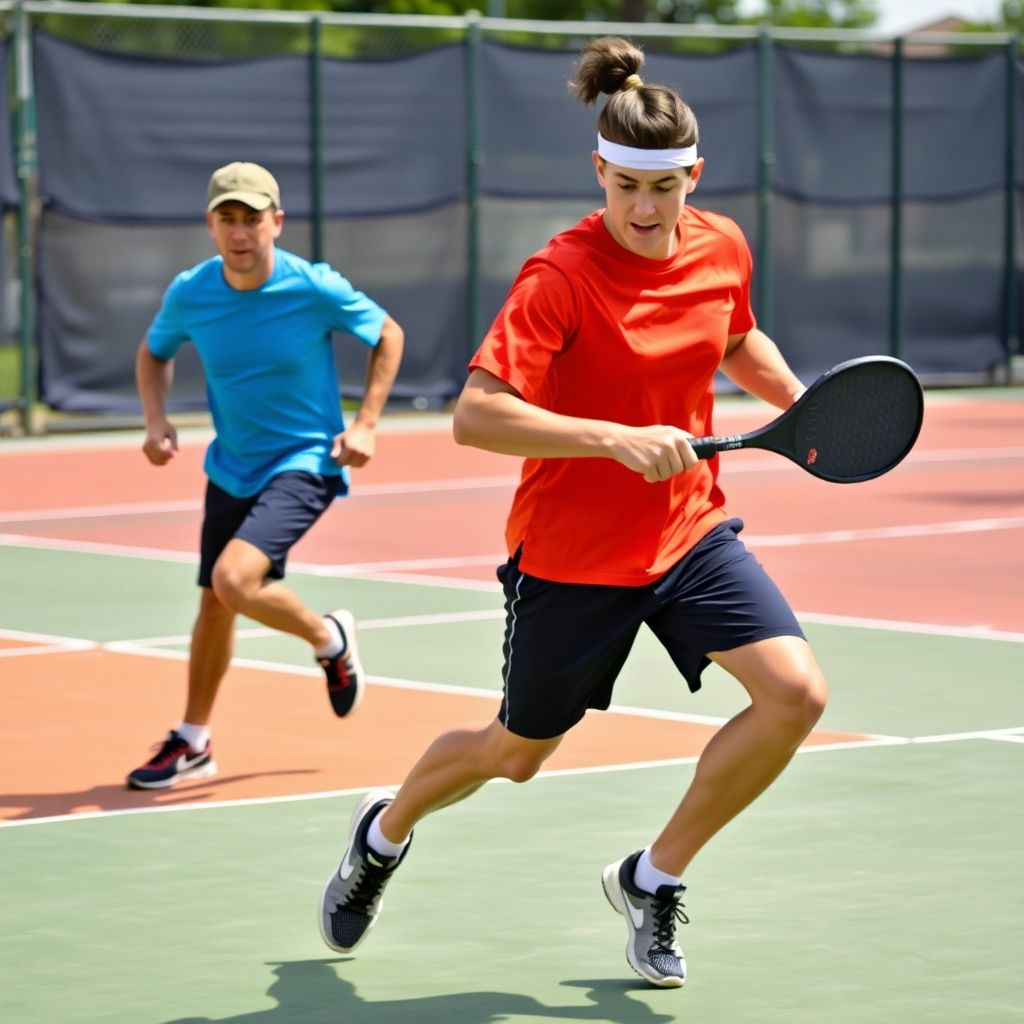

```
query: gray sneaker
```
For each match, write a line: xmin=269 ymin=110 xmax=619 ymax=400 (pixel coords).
xmin=318 ymin=789 xmax=412 ymax=952
xmin=602 ymin=850 xmax=688 ymax=988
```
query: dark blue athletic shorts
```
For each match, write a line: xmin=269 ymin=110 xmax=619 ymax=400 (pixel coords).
xmin=495 ymin=517 xmax=805 ymax=740
xmin=198 ymin=471 xmax=341 ymax=588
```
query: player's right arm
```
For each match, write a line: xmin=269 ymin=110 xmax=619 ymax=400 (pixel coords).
xmin=136 ymin=338 xmax=178 ymax=466
xmin=453 ymin=367 xmax=696 ymax=484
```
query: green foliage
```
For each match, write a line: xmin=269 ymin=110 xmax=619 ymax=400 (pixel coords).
xmin=751 ymin=0 xmax=877 ymax=29
xmin=80 ymin=0 xmax=877 ymax=27
xmin=999 ymin=0 xmax=1024 ymax=31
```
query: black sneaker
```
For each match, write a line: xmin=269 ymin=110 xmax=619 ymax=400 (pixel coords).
xmin=126 ymin=730 xmax=217 ymax=790
xmin=319 ymin=609 xmax=365 ymax=717
xmin=602 ymin=850 xmax=688 ymax=988
xmin=318 ymin=789 xmax=412 ymax=952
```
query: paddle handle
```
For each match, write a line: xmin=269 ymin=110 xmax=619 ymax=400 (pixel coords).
xmin=690 ymin=434 xmax=745 ymax=460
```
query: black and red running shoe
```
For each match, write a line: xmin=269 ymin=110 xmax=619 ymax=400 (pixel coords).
xmin=320 ymin=609 xmax=365 ymax=717
xmin=126 ymin=730 xmax=217 ymax=790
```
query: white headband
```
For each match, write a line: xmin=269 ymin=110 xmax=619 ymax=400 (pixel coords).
xmin=597 ymin=133 xmax=698 ymax=170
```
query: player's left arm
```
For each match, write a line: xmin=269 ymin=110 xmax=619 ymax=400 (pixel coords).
xmin=332 ymin=314 xmax=405 ymax=467
xmin=720 ymin=328 xmax=805 ymax=412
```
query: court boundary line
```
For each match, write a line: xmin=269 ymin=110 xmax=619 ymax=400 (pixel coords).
xmin=2 ymin=642 xmax=1018 ymax=831
xmin=6 ymin=729 xmax=1019 ymax=832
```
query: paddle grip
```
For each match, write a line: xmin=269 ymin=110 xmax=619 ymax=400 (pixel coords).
xmin=690 ymin=435 xmax=742 ymax=460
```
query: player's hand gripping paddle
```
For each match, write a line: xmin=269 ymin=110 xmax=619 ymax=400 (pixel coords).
xmin=690 ymin=356 xmax=924 ymax=483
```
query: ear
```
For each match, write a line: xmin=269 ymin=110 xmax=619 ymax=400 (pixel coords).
xmin=686 ymin=157 xmax=705 ymax=193
xmin=591 ymin=150 xmax=607 ymax=188
xmin=205 ymin=211 xmax=216 ymax=238
xmin=272 ymin=208 xmax=285 ymax=237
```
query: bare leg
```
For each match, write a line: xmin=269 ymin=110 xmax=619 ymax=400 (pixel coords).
xmin=648 ymin=635 xmax=828 ymax=877
xmin=211 ymin=538 xmax=334 ymax=649
xmin=377 ymin=719 xmax=565 ymax=844
xmin=182 ymin=586 xmax=237 ymax=725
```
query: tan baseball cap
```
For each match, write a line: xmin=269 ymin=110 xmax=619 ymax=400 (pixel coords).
xmin=206 ymin=162 xmax=280 ymax=212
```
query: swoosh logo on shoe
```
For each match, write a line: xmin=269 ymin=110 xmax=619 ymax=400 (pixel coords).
xmin=339 ymin=855 xmax=357 ymax=881
xmin=625 ymin=898 xmax=645 ymax=931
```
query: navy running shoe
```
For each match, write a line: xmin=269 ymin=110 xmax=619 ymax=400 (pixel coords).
xmin=602 ymin=850 xmax=688 ymax=988
xmin=319 ymin=609 xmax=365 ymax=717
xmin=126 ymin=730 xmax=217 ymax=790
xmin=318 ymin=790 xmax=412 ymax=952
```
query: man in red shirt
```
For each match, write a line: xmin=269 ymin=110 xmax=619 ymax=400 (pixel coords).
xmin=318 ymin=36 xmax=828 ymax=990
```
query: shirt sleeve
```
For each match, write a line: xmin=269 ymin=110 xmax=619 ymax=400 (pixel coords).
xmin=469 ymin=259 xmax=577 ymax=404
xmin=726 ymin=222 xmax=757 ymax=337
xmin=312 ymin=262 xmax=387 ymax=347
xmin=146 ymin=276 xmax=190 ymax=360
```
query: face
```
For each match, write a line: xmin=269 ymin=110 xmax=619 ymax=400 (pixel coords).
xmin=205 ymin=201 xmax=284 ymax=287
xmin=592 ymin=153 xmax=703 ymax=260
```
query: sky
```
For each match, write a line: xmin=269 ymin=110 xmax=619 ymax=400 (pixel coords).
xmin=737 ymin=0 xmax=1003 ymax=32
xmin=872 ymin=0 xmax=1002 ymax=32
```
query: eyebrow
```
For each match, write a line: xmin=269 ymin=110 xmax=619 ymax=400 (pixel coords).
xmin=612 ymin=171 xmax=680 ymax=185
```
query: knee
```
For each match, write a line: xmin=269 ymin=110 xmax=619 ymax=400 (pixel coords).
xmin=755 ymin=667 xmax=828 ymax=738
xmin=499 ymin=750 xmax=546 ymax=784
xmin=784 ymin=670 xmax=828 ymax=735
xmin=210 ymin=563 xmax=255 ymax=612
xmin=800 ymin=672 xmax=829 ymax=729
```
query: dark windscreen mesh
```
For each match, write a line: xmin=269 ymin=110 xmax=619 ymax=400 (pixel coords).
xmin=27 ymin=27 xmax=1019 ymax=416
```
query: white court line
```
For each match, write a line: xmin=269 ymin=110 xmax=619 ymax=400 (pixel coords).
xmin=0 ymin=445 xmax=1021 ymax=526
xmin=6 ymin=727 xmax=1015 ymax=830
xmin=11 ymin=591 xmax=1017 ymax=658
xmin=744 ymin=516 xmax=1024 ymax=548
xmin=0 ymin=645 xmax=1015 ymax=830
xmin=0 ymin=475 xmax=520 ymax=524
xmin=3 ymin=513 xmax=1020 ymax=579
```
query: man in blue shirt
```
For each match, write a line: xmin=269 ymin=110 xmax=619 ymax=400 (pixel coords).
xmin=128 ymin=162 xmax=404 ymax=789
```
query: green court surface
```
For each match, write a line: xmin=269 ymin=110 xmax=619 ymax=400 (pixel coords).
xmin=1 ymin=548 xmax=1022 ymax=1023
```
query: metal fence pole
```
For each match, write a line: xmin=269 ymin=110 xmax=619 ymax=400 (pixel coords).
xmin=14 ymin=0 xmax=37 ymax=434
xmin=756 ymin=25 xmax=774 ymax=337
xmin=1002 ymin=35 xmax=1019 ymax=380
xmin=889 ymin=36 xmax=904 ymax=361
xmin=465 ymin=10 xmax=483 ymax=357
xmin=309 ymin=15 xmax=324 ymax=264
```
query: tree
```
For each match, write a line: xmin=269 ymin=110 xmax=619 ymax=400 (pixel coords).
xmin=745 ymin=0 xmax=877 ymax=29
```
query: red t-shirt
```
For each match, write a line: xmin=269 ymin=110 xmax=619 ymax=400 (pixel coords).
xmin=469 ymin=206 xmax=757 ymax=586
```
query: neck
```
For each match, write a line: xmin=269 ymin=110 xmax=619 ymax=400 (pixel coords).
xmin=222 ymin=247 xmax=275 ymax=291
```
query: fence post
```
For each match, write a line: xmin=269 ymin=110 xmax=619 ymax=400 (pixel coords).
xmin=1003 ymin=34 xmax=1019 ymax=381
xmin=889 ymin=36 xmax=904 ymax=362
xmin=14 ymin=0 xmax=37 ymax=434
xmin=465 ymin=10 xmax=483 ymax=359
xmin=309 ymin=15 xmax=324 ymax=265
xmin=756 ymin=24 xmax=774 ymax=337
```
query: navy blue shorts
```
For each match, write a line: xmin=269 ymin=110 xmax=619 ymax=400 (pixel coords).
xmin=495 ymin=517 xmax=805 ymax=740
xmin=198 ymin=471 xmax=340 ymax=588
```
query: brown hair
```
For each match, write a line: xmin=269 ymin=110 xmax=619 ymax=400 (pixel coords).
xmin=568 ymin=36 xmax=698 ymax=151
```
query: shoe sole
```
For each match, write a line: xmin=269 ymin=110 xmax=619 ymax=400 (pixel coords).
xmin=317 ymin=788 xmax=395 ymax=953
xmin=325 ymin=609 xmax=365 ymax=717
xmin=602 ymin=858 xmax=685 ymax=989
xmin=126 ymin=759 xmax=218 ymax=790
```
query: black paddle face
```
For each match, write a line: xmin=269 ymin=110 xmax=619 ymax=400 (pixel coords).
xmin=784 ymin=358 xmax=924 ymax=482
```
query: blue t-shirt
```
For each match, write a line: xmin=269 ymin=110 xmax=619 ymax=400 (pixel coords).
xmin=146 ymin=248 xmax=386 ymax=498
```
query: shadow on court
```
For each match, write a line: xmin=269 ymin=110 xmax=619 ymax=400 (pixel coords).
xmin=161 ymin=960 xmax=677 ymax=1024
xmin=1 ymin=769 xmax=319 ymax=821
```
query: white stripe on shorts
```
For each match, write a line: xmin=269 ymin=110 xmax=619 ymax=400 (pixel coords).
xmin=501 ymin=570 xmax=526 ymax=728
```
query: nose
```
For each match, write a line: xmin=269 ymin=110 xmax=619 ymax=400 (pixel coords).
xmin=633 ymin=190 xmax=655 ymax=215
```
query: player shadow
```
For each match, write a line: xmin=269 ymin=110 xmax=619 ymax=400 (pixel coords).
xmin=1 ymin=769 xmax=319 ymax=820
xmin=160 ymin=959 xmax=677 ymax=1024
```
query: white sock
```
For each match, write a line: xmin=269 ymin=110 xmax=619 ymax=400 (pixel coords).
xmin=314 ymin=615 xmax=344 ymax=660
xmin=367 ymin=812 xmax=409 ymax=860
xmin=176 ymin=721 xmax=210 ymax=752
xmin=633 ymin=847 xmax=682 ymax=895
